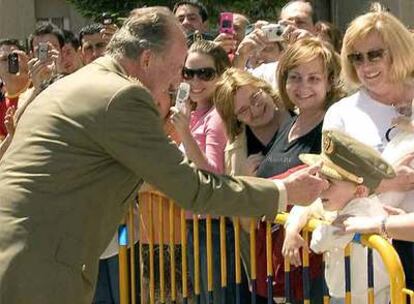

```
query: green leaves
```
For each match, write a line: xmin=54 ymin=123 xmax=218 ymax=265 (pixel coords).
xmin=65 ymin=0 xmax=288 ymax=25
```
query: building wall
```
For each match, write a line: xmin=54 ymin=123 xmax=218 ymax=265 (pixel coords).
xmin=0 ymin=0 xmax=90 ymax=42
xmin=331 ymin=0 xmax=414 ymax=31
xmin=0 ymin=0 xmax=36 ymax=41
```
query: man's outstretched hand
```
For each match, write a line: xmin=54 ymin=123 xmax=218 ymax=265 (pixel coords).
xmin=283 ymin=162 xmax=329 ymax=206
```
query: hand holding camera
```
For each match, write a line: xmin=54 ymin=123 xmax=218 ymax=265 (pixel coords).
xmin=214 ymin=12 xmax=237 ymax=54
xmin=100 ymin=13 xmax=118 ymax=44
xmin=170 ymin=82 xmax=191 ymax=138
xmin=29 ymin=42 xmax=59 ymax=90
xmin=0 ymin=50 xmax=30 ymax=96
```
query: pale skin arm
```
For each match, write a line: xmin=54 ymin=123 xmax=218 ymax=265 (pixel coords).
xmin=376 ymin=152 xmax=414 ymax=193
xmin=282 ymin=206 xmax=312 ymax=266
xmin=340 ymin=213 xmax=414 ymax=242
xmin=170 ymin=107 xmax=223 ymax=173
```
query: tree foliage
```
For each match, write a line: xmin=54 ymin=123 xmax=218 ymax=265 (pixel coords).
xmin=66 ymin=0 xmax=288 ymax=25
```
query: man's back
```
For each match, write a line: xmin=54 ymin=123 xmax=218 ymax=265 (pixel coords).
xmin=0 ymin=56 xmax=153 ymax=303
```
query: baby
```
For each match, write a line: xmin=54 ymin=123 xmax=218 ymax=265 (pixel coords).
xmin=283 ymin=130 xmax=395 ymax=304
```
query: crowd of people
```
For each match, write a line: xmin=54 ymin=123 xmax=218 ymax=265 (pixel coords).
xmin=0 ymin=0 xmax=414 ymax=303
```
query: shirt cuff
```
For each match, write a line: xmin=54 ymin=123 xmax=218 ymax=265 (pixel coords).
xmin=272 ymin=179 xmax=287 ymax=213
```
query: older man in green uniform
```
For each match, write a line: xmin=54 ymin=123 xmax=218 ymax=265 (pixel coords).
xmin=0 ymin=7 xmax=328 ymax=304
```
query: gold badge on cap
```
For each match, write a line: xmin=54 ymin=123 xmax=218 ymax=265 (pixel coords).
xmin=323 ymin=136 xmax=334 ymax=155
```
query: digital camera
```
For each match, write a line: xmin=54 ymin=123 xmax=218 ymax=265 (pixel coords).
xmin=8 ymin=53 xmax=19 ymax=74
xmin=262 ymin=24 xmax=286 ymax=42
xmin=37 ymin=43 xmax=49 ymax=62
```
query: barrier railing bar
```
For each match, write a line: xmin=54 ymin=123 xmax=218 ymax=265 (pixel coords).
xmin=266 ymin=221 xmax=273 ymax=304
xmin=220 ymin=216 xmax=227 ymax=304
xmin=233 ymin=217 xmax=241 ymax=304
xmin=128 ymin=203 xmax=137 ymax=304
xmin=158 ymin=196 xmax=166 ymax=303
xmin=180 ymin=209 xmax=188 ymax=304
xmin=169 ymin=201 xmax=177 ymax=303
xmin=148 ymin=194 xmax=155 ymax=304
xmin=250 ymin=219 xmax=257 ymax=304
xmin=193 ymin=215 xmax=201 ymax=304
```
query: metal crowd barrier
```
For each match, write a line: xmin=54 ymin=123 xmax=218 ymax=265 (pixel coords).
xmin=116 ymin=190 xmax=413 ymax=304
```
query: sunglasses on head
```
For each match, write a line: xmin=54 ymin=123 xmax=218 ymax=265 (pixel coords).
xmin=347 ymin=48 xmax=387 ymax=66
xmin=182 ymin=67 xmax=217 ymax=81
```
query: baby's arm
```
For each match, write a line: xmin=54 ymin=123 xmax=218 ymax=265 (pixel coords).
xmin=282 ymin=205 xmax=314 ymax=266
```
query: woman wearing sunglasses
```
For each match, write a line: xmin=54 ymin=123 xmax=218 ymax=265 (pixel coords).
xmin=322 ymin=3 xmax=414 ymax=293
xmin=170 ymin=40 xmax=240 ymax=303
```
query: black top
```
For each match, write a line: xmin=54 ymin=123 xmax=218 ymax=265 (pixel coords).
xmin=256 ymin=115 xmax=323 ymax=178
xmin=246 ymin=125 xmax=279 ymax=156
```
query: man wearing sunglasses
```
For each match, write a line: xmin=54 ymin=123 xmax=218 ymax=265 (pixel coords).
xmin=0 ymin=7 xmax=328 ymax=304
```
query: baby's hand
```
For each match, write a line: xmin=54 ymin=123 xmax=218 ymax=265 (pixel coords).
xmin=282 ymin=228 xmax=307 ymax=267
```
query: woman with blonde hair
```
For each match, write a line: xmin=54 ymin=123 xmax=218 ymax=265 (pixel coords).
xmin=322 ymin=2 xmax=414 ymax=293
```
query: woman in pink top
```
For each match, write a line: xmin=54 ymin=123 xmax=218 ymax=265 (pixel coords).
xmin=171 ymin=40 xmax=229 ymax=174
xmin=170 ymin=40 xmax=243 ymax=303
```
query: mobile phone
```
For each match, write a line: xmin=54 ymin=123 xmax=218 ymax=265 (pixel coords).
xmin=7 ymin=53 xmax=19 ymax=74
xmin=262 ymin=24 xmax=286 ymax=42
xmin=219 ymin=12 xmax=234 ymax=35
xmin=175 ymin=82 xmax=190 ymax=112
xmin=101 ymin=12 xmax=113 ymax=25
xmin=37 ymin=43 xmax=49 ymax=62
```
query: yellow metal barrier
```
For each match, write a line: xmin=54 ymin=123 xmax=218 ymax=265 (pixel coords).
xmin=124 ymin=192 xmax=414 ymax=303
xmin=275 ymin=212 xmax=410 ymax=304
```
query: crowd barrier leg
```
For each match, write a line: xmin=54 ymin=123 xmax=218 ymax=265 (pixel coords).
xmin=118 ymin=220 xmax=129 ymax=304
xmin=250 ymin=219 xmax=257 ymax=304
xmin=158 ymin=196 xmax=166 ymax=303
xmin=266 ymin=222 xmax=273 ymax=304
xmin=169 ymin=201 xmax=177 ymax=304
xmin=322 ymin=255 xmax=330 ymax=304
xmin=233 ymin=217 xmax=242 ymax=304
xmin=138 ymin=195 xmax=145 ymax=304
xmin=180 ymin=209 xmax=189 ymax=304
xmin=220 ymin=216 xmax=227 ymax=304
xmin=148 ymin=194 xmax=155 ymax=304
xmin=193 ymin=215 xmax=201 ymax=304
xmin=344 ymin=244 xmax=352 ymax=304
xmin=128 ymin=203 xmax=137 ymax=304
xmin=284 ymin=257 xmax=292 ymax=303
xmin=206 ymin=215 xmax=214 ymax=304
xmin=367 ymin=248 xmax=374 ymax=304
xmin=302 ymin=231 xmax=310 ymax=304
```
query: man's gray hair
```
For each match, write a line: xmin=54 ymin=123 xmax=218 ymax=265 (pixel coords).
xmin=107 ymin=7 xmax=181 ymax=59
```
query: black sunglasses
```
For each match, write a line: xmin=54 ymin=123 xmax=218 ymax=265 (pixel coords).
xmin=182 ymin=67 xmax=217 ymax=81
xmin=347 ymin=48 xmax=387 ymax=65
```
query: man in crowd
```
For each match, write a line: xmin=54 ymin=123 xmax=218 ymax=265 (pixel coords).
xmin=79 ymin=22 xmax=118 ymax=65
xmin=79 ymin=23 xmax=107 ymax=65
xmin=280 ymin=0 xmax=316 ymax=34
xmin=0 ymin=7 xmax=328 ymax=303
xmin=173 ymin=0 xmax=209 ymax=34
xmin=27 ymin=22 xmax=64 ymax=90
xmin=59 ymin=29 xmax=83 ymax=75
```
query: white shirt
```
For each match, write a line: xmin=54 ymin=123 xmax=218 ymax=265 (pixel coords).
xmin=250 ymin=61 xmax=278 ymax=89
xmin=310 ymin=197 xmax=389 ymax=303
xmin=323 ymin=89 xmax=398 ymax=153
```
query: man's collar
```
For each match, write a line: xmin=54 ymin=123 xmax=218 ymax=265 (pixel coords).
xmin=93 ymin=55 xmax=129 ymax=79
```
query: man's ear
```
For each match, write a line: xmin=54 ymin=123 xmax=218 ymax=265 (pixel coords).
xmin=354 ymin=184 xmax=369 ymax=198
xmin=139 ymin=49 xmax=153 ymax=71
